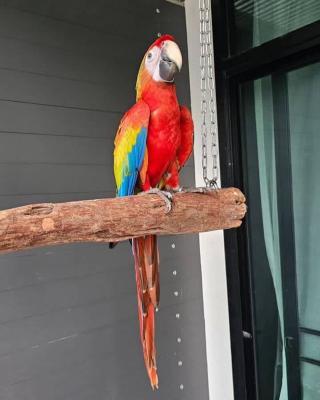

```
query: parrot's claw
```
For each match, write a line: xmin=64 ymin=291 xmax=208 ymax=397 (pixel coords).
xmin=177 ymin=186 xmax=219 ymax=194
xmin=143 ymin=188 xmax=173 ymax=213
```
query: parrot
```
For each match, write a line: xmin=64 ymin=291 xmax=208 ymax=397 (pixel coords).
xmin=112 ymin=34 xmax=194 ymax=389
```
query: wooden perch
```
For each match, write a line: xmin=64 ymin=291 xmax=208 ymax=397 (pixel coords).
xmin=0 ymin=188 xmax=246 ymax=254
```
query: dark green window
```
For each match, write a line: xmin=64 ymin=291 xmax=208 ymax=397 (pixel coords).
xmin=233 ymin=0 xmax=320 ymax=53
xmin=240 ymin=62 xmax=320 ymax=400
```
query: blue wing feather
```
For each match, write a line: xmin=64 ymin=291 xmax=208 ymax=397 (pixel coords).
xmin=117 ymin=127 xmax=147 ymax=197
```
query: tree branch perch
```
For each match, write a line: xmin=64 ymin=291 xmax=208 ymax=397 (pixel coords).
xmin=0 ymin=188 xmax=246 ymax=254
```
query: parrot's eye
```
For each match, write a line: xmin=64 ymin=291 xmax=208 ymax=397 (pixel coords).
xmin=147 ymin=52 xmax=153 ymax=60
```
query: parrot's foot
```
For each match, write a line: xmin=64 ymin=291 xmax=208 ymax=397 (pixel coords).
xmin=142 ymin=188 xmax=173 ymax=213
xmin=177 ymin=185 xmax=219 ymax=194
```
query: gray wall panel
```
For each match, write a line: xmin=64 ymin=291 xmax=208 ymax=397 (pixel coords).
xmin=0 ymin=165 xmax=111 ymax=195
xmin=0 ymin=1 xmax=209 ymax=399
xmin=0 ymin=101 xmax=121 ymax=138
xmin=0 ymin=1 xmax=187 ymax=42
xmin=0 ymin=7 xmax=139 ymax=51
xmin=0 ymin=37 xmax=133 ymax=83
xmin=0 ymin=133 xmax=111 ymax=164
xmin=0 ymin=69 xmax=134 ymax=112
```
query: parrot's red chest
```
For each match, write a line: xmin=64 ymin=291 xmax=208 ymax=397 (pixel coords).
xmin=143 ymin=84 xmax=181 ymax=188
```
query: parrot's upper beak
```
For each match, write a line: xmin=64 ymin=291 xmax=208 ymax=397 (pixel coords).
xmin=159 ymin=40 xmax=182 ymax=82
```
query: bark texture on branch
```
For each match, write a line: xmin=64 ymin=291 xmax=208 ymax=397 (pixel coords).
xmin=0 ymin=188 xmax=246 ymax=254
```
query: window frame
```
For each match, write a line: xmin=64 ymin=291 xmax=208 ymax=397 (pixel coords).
xmin=212 ymin=1 xmax=320 ymax=398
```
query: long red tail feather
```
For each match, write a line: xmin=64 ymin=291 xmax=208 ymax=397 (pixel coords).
xmin=132 ymin=235 xmax=160 ymax=389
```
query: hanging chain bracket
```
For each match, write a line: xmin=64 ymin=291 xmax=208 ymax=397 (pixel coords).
xmin=199 ymin=0 xmax=219 ymax=188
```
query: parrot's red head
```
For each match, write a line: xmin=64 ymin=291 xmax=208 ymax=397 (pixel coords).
xmin=136 ymin=34 xmax=182 ymax=100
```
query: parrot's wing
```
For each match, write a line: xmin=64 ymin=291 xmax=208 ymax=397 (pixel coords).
xmin=177 ymin=105 xmax=194 ymax=169
xmin=114 ymin=100 xmax=150 ymax=196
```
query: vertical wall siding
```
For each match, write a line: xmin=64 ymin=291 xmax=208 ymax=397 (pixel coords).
xmin=0 ymin=1 xmax=209 ymax=399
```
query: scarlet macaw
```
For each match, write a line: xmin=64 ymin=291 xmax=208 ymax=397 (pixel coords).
xmin=112 ymin=34 xmax=194 ymax=389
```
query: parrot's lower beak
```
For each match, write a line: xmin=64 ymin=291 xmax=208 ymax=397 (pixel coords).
xmin=159 ymin=58 xmax=178 ymax=82
xmin=159 ymin=40 xmax=182 ymax=82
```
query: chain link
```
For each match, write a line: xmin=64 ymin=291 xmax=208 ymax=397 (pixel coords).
xmin=199 ymin=0 xmax=219 ymax=188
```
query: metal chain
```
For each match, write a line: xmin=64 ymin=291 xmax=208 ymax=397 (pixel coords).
xmin=199 ymin=0 xmax=219 ymax=188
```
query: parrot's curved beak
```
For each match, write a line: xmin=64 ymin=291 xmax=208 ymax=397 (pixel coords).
xmin=159 ymin=41 xmax=182 ymax=82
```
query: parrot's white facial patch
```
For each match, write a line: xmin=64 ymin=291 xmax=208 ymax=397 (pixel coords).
xmin=145 ymin=46 xmax=161 ymax=76
xmin=152 ymin=63 xmax=163 ymax=82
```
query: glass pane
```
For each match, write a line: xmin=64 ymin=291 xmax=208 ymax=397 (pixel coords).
xmin=233 ymin=0 xmax=320 ymax=53
xmin=300 ymin=333 xmax=320 ymax=361
xmin=240 ymin=61 xmax=320 ymax=399
xmin=301 ymin=363 xmax=320 ymax=399
xmin=289 ymin=64 xmax=320 ymax=335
